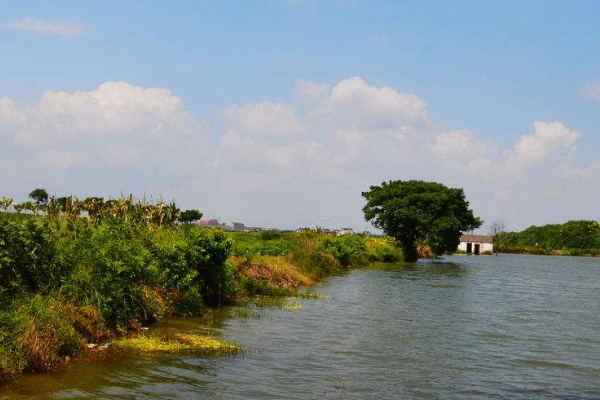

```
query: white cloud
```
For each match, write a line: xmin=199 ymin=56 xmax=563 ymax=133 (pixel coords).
xmin=509 ymin=121 xmax=580 ymax=165
xmin=9 ymin=82 xmax=199 ymax=148
xmin=0 ymin=82 xmax=205 ymax=172
xmin=433 ymin=122 xmax=585 ymax=182
xmin=0 ymin=17 xmax=85 ymax=36
xmin=306 ymin=76 xmax=428 ymax=130
xmin=0 ymin=97 xmax=24 ymax=135
xmin=581 ymin=81 xmax=600 ymax=101
xmin=220 ymin=101 xmax=304 ymax=139
xmin=432 ymin=129 xmax=494 ymax=170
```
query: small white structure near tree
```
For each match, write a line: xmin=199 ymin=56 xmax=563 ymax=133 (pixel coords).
xmin=458 ymin=234 xmax=493 ymax=255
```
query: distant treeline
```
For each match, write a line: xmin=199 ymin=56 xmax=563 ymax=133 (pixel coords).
xmin=496 ymin=220 xmax=600 ymax=256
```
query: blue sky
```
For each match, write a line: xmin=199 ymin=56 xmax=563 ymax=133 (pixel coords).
xmin=1 ymin=0 xmax=599 ymax=230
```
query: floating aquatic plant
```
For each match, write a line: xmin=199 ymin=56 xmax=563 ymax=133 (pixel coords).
xmin=113 ymin=333 xmax=241 ymax=356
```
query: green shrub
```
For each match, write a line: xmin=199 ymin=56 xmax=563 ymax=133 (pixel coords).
xmin=61 ymin=219 xmax=154 ymax=327
xmin=318 ymin=235 xmax=369 ymax=266
xmin=183 ymin=227 xmax=236 ymax=305
xmin=372 ymin=244 xmax=399 ymax=262
xmin=0 ymin=214 xmax=62 ymax=300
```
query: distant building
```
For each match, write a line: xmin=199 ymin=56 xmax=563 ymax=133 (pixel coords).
xmin=458 ymin=234 xmax=493 ymax=255
xmin=223 ymin=222 xmax=245 ymax=232
xmin=197 ymin=219 xmax=219 ymax=227
xmin=337 ymin=228 xmax=354 ymax=236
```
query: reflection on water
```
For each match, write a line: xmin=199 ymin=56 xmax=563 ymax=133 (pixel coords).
xmin=2 ymin=254 xmax=600 ymax=399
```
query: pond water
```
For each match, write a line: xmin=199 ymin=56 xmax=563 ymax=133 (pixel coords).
xmin=2 ymin=254 xmax=600 ymax=399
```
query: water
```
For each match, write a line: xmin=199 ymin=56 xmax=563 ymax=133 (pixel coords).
xmin=2 ymin=254 xmax=600 ymax=399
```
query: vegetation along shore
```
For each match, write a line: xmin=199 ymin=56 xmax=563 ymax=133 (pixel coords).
xmin=0 ymin=191 xmax=401 ymax=381
xmin=494 ymin=220 xmax=600 ymax=257
xmin=2 ymin=181 xmax=596 ymax=382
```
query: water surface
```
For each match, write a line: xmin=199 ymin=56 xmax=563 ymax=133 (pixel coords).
xmin=2 ymin=254 xmax=600 ymax=399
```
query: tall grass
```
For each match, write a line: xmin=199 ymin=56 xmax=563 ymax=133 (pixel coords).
xmin=230 ymin=230 xmax=403 ymax=295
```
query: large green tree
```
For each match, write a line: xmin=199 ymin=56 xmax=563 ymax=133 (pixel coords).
xmin=181 ymin=209 xmax=203 ymax=223
xmin=28 ymin=188 xmax=48 ymax=206
xmin=362 ymin=180 xmax=482 ymax=261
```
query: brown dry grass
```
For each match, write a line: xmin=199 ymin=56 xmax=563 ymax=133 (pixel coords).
xmin=231 ymin=256 xmax=314 ymax=290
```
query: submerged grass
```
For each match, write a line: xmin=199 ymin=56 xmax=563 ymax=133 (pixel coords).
xmin=283 ymin=304 xmax=303 ymax=310
xmin=113 ymin=333 xmax=241 ymax=356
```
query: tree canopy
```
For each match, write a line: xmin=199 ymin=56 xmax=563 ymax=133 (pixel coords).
xmin=362 ymin=180 xmax=482 ymax=261
xmin=181 ymin=209 xmax=203 ymax=223
xmin=28 ymin=188 xmax=48 ymax=206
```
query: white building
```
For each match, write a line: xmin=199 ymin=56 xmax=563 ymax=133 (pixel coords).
xmin=458 ymin=234 xmax=493 ymax=255
xmin=222 ymin=222 xmax=245 ymax=231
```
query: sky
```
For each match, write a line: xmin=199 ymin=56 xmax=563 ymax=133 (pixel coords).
xmin=1 ymin=0 xmax=599 ymax=231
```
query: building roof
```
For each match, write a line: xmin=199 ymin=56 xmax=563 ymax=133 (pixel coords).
xmin=460 ymin=234 xmax=493 ymax=243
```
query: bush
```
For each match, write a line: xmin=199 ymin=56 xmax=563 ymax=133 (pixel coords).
xmin=61 ymin=219 xmax=154 ymax=327
xmin=318 ymin=235 xmax=369 ymax=266
xmin=0 ymin=212 xmax=240 ymax=379
xmin=182 ymin=227 xmax=236 ymax=305
xmin=0 ymin=214 xmax=62 ymax=300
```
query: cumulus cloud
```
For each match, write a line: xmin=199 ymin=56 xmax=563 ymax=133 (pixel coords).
xmin=305 ymin=76 xmax=428 ymax=130
xmin=581 ymin=81 xmax=600 ymax=101
xmin=0 ymin=17 xmax=85 ymax=36
xmin=432 ymin=130 xmax=494 ymax=170
xmin=507 ymin=121 xmax=580 ymax=167
xmin=218 ymin=78 xmax=592 ymax=187
xmin=1 ymin=81 xmax=204 ymax=168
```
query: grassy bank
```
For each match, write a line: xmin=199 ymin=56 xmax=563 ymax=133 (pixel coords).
xmin=0 ymin=211 xmax=401 ymax=381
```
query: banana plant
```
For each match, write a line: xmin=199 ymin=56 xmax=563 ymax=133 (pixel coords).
xmin=0 ymin=197 xmax=13 ymax=213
